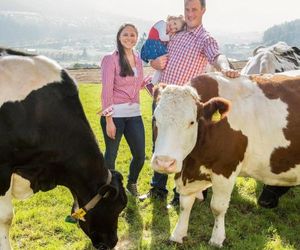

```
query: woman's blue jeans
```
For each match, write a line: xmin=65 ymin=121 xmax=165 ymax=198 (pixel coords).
xmin=101 ymin=116 xmax=145 ymax=184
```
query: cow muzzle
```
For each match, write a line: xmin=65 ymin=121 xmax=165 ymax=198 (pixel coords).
xmin=94 ymin=242 xmax=110 ymax=250
xmin=151 ymin=155 xmax=178 ymax=174
xmin=91 ymin=231 xmax=118 ymax=250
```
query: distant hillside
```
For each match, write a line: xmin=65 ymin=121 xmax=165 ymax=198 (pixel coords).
xmin=0 ymin=11 xmax=152 ymax=48
xmin=0 ymin=10 xmax=263 ymax=52
xmin=263 ymin=19 xmax=300 ymax=46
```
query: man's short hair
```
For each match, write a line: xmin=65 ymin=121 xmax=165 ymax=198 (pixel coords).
xmin=200 ymin=0 xmax=206 ymax=8
xmin=185 ymin=0 xmax=206 ymax=8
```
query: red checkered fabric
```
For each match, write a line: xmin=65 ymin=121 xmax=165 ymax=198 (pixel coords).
xmin=160 ymin=25 xmax=220 ymax=85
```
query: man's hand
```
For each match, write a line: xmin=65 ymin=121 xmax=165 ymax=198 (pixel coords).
xmin=150 ymin=54 xmax=168 ymax=70
xmin=221 ymin=69 xmax=240 ymax=78
xmin=215 ymin=54 xmax=240 ymax=78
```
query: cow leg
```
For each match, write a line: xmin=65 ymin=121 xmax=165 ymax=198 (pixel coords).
xmin=209 ymin=174 xmax=236 ymax=248
xmin=169 ymin=193 xmax=196 ymax=243
xmin=0 ymin=182 xmax=13 ymax=250
xmin=0 ymin=165 xmax=13 ymax=196
xmin=258 ymin=185 xmax=290 ymax=208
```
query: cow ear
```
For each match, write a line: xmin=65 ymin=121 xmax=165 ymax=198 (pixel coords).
xmin=107 ymin=185 xmax=119 ymax=200
xmin=253 ymin=45 xmax=265 ymax=56
xmin=292 ymin=46 xmax=300 ymax=55
xmin=196 ymin=101 xmax=204 ymax=121
xmin=98 ymin=184 xmax=119 ymax=201
xmin=203 ymin=97 xmax=231 ymax=123
xmin=153 ymin=83 xmax=167 ymax=103
xmin=99 ymin=170 xmax=123 ymax=200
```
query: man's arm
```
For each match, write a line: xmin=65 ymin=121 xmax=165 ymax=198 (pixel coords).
xmin=213 ymin=54 xmax=240 ymax=78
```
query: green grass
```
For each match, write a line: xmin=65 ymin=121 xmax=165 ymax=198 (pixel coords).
xmin=10 ymin=83 xmax=300 ymax=250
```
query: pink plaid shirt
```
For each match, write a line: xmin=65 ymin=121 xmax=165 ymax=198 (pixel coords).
xmin=160 ymin=25 xmax=220 ymax=85
xmin=101 ymin=50 xmax=144 ymax=116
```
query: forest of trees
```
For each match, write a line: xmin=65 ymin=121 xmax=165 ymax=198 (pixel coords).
xmin=263 ymin=19 xmax=300 ymax=46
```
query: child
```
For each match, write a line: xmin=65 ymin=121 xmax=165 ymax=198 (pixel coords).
xmin=141 ymin=15 xmax=185 ymax=84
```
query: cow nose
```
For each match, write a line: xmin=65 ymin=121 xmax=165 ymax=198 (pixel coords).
xmin=155 ymin=156 xmax=176 ymax=171
xmin=92 ymin=232 xmax=117 ymax=250
xmin=95 ymin=243 xmax=110 ymax=250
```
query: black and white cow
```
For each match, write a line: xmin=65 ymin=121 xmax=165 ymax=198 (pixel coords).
xmin=0 ymin=48 xmax=127 ymax=250
xmin=241 ymin=41 xmax=300 ymax=75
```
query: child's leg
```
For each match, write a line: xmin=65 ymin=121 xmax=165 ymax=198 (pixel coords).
xmin=152 ymin=70 xmax=162 ymax=84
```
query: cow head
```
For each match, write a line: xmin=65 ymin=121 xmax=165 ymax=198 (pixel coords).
xmin=78 ymin=170 xmax=127 ymax=250
xmin=151 ymin=85 xmax=230 ymax=174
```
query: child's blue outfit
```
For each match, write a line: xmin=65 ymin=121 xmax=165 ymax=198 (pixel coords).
xmin=141 ymin=20 xmax=170 ymax=63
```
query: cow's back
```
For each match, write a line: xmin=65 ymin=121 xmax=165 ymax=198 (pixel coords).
xmin=0 ymin=53 xmax=63 ymax=106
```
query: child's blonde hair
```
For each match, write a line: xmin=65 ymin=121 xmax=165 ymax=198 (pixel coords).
xmin=167 ymin=15 xmax=186 ymax=31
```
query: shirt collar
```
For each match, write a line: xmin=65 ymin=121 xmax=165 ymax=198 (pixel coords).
xmin=186 ymin=24 xmax=204 ymax=37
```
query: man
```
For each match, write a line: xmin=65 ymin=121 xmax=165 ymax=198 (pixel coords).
xmin=139 ymin=0 xmax=239 ymax=206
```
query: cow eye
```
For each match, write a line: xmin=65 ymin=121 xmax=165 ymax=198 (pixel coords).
xmin=190 ymin=121 xmax=195 ymax=126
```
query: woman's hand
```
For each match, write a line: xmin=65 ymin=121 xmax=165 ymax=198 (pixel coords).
xmin=106 ymin=117 xmax=116 ymax=139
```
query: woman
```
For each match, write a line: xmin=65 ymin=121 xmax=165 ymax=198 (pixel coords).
xmin=100 ymin=24 xmax=145 ymax=197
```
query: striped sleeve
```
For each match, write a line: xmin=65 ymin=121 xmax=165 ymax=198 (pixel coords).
xmin=101 ymin=55 xmax=115 ymax=116
xmin=203 ymin=36 xmax=220 ymax=65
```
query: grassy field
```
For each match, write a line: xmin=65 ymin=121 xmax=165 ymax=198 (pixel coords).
xmin=10 ymin=83 xmax=300 ymax=250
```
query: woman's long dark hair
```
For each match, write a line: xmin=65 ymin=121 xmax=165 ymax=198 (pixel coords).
xmin=116 ymin=23 xmax=138 ymax=77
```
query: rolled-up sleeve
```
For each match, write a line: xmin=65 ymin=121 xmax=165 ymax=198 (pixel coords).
xmin=101 ymin=55 xmax=115 ymax=116
xmin=203 ymin=37 xmax=220 ymax=65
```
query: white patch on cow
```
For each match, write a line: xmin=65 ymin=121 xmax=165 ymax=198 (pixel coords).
xmin=175 ymin=166 xmax=212 ymax=196
xmin=0 ymin=179 xmax=13 ymax=250
xmin=0 ymin=55 xmax=62 ymax=107
xmin=11 ymin=174 xmax=33 ymax=200
xmin=152 ymin=85 xmax=200 ymax=173
xmin=278 ymin=69 xmax=300 ymax=77
xmin=242 ymin=51 xmax=276 ymax=74
xmin=195 ymin=190 xmax=205 ymax=201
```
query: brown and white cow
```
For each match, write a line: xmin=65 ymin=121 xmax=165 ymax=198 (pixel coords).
xmin=151 ymin=70 xmax=300 ymax=247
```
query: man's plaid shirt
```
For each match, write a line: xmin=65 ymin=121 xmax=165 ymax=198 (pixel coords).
xmin=160 ymin=25 xmax=220 ymax=85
